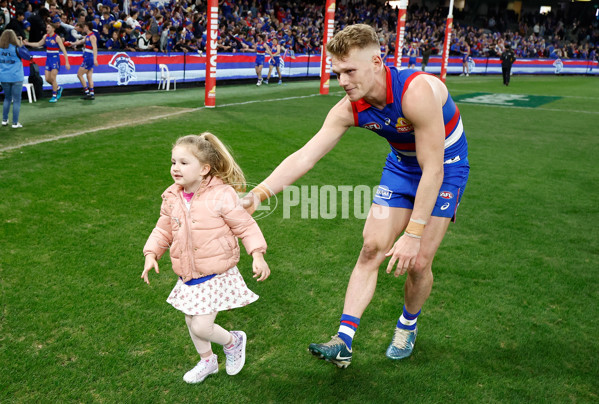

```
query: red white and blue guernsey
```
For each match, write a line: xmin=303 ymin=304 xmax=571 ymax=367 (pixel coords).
xmin=255 ymin=41 xmax=266 ymax=66
xmin=45 ymin=33 xmax=61 ymax=70
xmin=353 ymin=67 xmax=470 ymax=220
xmin=81 ymin=32 xmax=95 ymax=70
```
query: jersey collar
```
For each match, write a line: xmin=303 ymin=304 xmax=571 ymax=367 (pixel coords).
xmin=353 ymin=65 xmax=394 ymax=112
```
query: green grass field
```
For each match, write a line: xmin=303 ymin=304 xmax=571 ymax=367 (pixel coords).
xmin=1 ymin=75 xmax=598 ymax=403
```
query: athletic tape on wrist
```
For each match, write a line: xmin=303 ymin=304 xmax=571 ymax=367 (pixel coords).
xmin=252 ymin=183 xmax=274 ymax=202
xmin=405 ymin=218 xmax=426 ymax=237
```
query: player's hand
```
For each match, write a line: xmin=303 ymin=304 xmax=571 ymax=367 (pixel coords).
xmin=141 ymin=254 xmax=159 ymax=284
xmin=94 ymin=60 xmax=98 ymax=66
xmin=241 ymin=191 xmax=260 ymax=215
xmin=65 ymin=63 xmax=70 ymax=70
xmin=385 ymin=234 xmax=421 ymax=277
xmin=252 ymin=254 xmax=270 ymax=281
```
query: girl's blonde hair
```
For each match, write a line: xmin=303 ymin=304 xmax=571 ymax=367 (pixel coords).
xmin=175 ymin=133 xmax=246 ymax=192
xmin=326 ymin=24 xmax=379 ymax=58
xmin=0 ymin=29 xmax=19 ymax=49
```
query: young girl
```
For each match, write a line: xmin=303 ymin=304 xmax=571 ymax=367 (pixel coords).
xmin=142 ymin=133 xmax=271 ymax=384
xmin=24 ymin=22 xmax=70 ymax=103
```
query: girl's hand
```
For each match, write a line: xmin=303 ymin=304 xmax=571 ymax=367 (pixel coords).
xmin=252 ymin=253 xmax=270 ymax=282
xmin=141 ymin=254 xmax=159 ymax=285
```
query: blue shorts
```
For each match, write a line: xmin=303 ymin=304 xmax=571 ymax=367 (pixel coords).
xmin=462 ymin=54 xmax=468 ymax=63
xmin=270 ymin=56 xmax=280 ymax=67
xmin=46 ymin=53 xmax=60 ymax=71
xmin=81 ymin=52 xmax=94 ymax=70
xmin=373 ymin=152 xmax=470 ymax=221
xmin=409 ymin=57 xmax=416 ymax=65
xmin=255 ymin=54 xmax=265 ymax=66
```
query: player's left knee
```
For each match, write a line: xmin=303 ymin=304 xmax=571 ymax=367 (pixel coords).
xmin=409 ymin=261 xmax=432 ymax=278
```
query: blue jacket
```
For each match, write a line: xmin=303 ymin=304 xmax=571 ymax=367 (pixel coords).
xmin=0 ymin=44 xmax=24 ymax=83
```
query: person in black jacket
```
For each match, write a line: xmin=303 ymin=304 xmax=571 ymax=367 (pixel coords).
xmin=500 ymin=43 xmax=516 ymax=86
xmin=5 ymin=11 xmax=27 ymax=39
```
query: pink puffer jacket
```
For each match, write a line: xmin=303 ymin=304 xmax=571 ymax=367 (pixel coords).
xmin=143 ymin=176 xmax=267 ymax=281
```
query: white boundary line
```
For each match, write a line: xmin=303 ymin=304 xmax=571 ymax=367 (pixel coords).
xmin=1 ymin=89 xmax=595 ymax=152
xmin=0 ymin=92 xmax=344 ymax=153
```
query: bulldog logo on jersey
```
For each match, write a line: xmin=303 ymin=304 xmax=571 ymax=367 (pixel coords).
xmin=395 ymin=117 xmax=414 ymax=133
xmin=109 ymin=52 xmax=137 ymax=85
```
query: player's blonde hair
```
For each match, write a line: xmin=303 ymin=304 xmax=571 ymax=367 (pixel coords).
xmin=175 ymin=133 xmax=246 ymax=192
xmin=326 ymin=24 xmax=379 ymax=58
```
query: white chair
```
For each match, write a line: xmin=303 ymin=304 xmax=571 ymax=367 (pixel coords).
xmin=22 ymin=83 xmax=37 ymax=103
xmin=158 ymin=64 xmax=176 ymax=91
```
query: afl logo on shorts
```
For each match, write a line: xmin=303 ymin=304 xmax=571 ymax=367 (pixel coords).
xmin=364 ymin=122 xmax=382 ymax=130
xmin=440 ymin=191 xmax=453 ymax=199
xmin=395 ymin=117 xmax=414 ymax=133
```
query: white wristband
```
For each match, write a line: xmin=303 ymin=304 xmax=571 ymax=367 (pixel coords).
xmin=410 ymin=218 xmax=427 ymax=225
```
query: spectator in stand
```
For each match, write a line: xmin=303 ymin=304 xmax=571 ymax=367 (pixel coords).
xmin=159 ymin=20 xmax=171 ymax=53
xmin=121 ymin=24 xmax=137 ymax=51
xmin=26 ymin=6 xmax=48 ymax=42
xmin=5 ymin=11 xmax=27 ymax=39
xmin=137 ymin=29 xmax=154 ymax=51
xmin=105 ymin=28 xmax=122 ymax=50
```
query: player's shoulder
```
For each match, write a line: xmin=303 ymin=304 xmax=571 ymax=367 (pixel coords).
xmin=402 ymin=73 xmax=447 ymax=115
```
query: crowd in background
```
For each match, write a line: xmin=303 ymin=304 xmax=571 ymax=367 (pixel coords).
xmin=0 ymin=0 xmax=597 ymax=61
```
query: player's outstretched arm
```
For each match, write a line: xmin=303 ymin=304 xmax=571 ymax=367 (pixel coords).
xmin=244 ymin=97 xmax=354 ymax=213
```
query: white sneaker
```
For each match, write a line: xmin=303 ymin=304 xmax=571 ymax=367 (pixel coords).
xmin=2 ymin=120 xmax=7 ymax=126
xmin=223 ymin=330 xmax=246 ymax=375
xmin=12 ymin=122 xmax=22 ymax=128
xmin=183 ymin=354 xmax=218 ymax=384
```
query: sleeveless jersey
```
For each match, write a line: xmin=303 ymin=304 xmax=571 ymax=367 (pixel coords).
xmin=351 ymin=67 xmax=467 ymax=166
xmin=46 ymin=34 xmax=60 ymax=53
xmin=84 ymin=33 xmax=94 ymax=53
xmin=256 ymin=42 xmax=265 ymax=55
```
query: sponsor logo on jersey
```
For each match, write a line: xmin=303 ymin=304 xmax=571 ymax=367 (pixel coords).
xmin=376 ymin=185 xmax=393 ymax=200
xmin=440 ymin=202 xmax=451 ymax=210
xmin=440 ymin=191 xmax=453 ymax=199
xmin=364 ymin=122 xmax=382 ymax=130
xmin=396 ymin=117 xmax=414 ymax=133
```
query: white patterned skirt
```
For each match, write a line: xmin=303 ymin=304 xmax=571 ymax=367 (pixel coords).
xmin=166 ymin=266 xmax=259 ymax=316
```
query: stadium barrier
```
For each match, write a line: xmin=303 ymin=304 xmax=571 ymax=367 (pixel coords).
xmin=24 ymin=51 xmax=599 ymax=90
